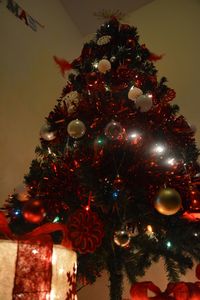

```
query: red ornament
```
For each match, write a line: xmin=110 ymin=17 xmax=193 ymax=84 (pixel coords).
xmin=23 ymin=199 xmax=46 ymax=223
xmin=189 ymin=187 xmax=200 ymax=212
xmin=162 ymin=88 xmax=176 ymax=102
xmin=67 ymin=208 xmax=104 ymax=254
xmin=86 ymin=72 xmax=98 ymax=87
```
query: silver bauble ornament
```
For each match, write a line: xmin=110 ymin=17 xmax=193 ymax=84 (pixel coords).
xmin=135 ymin=94 xmax=153 ymax=112
xmin=154 ymin=188 xmax=182 ymax=215
xmin=114 ymin=229 xmax=131 ymax=247
xmin=128 ymin=86 xmax=143 ymax=101
xmin=40 ymin=123 xmax=56 ymax=141
xmin=67 ymin=119 xmax=86 ymax=139
xmin=98 ymin=59 xmax=111 ymax=74
xmin=104 ymin=120 xmax=124 ymax=140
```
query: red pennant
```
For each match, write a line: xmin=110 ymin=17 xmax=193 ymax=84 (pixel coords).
xmin=53 ymin=56 xmax=72 ymax=76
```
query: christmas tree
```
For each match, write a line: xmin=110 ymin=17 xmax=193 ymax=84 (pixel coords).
xmin=4 ymin=17 xmax=200 ymax=300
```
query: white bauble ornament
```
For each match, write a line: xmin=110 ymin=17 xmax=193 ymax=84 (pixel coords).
xmin=67 ymin=119 xmax=86 ymax=139
xmin=40 ymin=123 xmax=56 ymax=141
xmin=135 ymin=94 xmax=153 ymax=112
xmin=98 ymin=59 xmax=111 ymax=74
xmin=128 ymin=86 xmax=143 ymax=101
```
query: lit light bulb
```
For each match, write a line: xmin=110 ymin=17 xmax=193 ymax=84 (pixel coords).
xmin=166 ymin=241 xmax=172 ymax=248
xmin=166 ymin=157 xmax=176 ymax=166
xmin=93 ymin=61 xmax=98 ymax=68
xmin=53 ymin=216 xmax=60 ymax=223
xmin=112 ymin=190 xmax=119 ymax=200
xmin=128 ymin=131 xmax=142 ymax=145
xmin=13 ymin=209 xmax=21 ymax=216
xmin=194 ymin=232 xmax=198 ymax=237
xmin=153 ymin=144 xmax=166 ymax=154
xmin=147 ymin=225 xmax=153 ymax=233
xmin=32 ymin=249 xmax=39 ymax=255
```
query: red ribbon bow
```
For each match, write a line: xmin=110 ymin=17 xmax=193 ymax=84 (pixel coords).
xmin=130 ymin=279 xmax=200 ymax=300
xmin=0 ymin=212 xmax=72 ymax=248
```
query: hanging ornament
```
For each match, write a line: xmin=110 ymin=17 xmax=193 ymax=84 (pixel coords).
xmin=98 ymin=59 xmax=111 ymax=74
xmin=22 ymin=199 xmax=46 ymax=223
xmin=97 ymin=35 xmax=112 ymax=46
xmin=67 ymin=119 xmax=86 ymax=139
xmin=135 ymin=94 xmax=153 ymax=112
xmin=15 ymin=184 xmax=29 ymax=202
xmin=128 ymin=86 xmax=143 ymax=101
xmin=104 ymin=120 xmax=125 ymax=140
xmin=189 ymin=187 xmax=200 ymax=212
xmin=154 ymin=188 xmax=182 ymax=215
xmin=114 ymin=228 xmax=131 ymax=247
xmin=87 ymin=72 xmax=98 ymax=87
xmin=67 ymin=209 xmax=104 ymax=254
xmin=40 ymin=123 xmax=56 ymax=141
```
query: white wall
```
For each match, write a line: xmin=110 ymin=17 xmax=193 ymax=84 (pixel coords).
xmin=126 ymin=0 xmax=200 ymax=144
xmin=0 ymin=0 xmax=82 ymax=202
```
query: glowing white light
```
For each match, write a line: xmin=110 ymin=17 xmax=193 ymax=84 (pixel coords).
xmin=32 ymin=249 xmax=39 ymax=255
xmin=48 ymin=147 xmax=52 ymax=154
xmin=153 ymin=144 xmax=166 ymax=154
xmin=166 ymin=241 xmax=172 ymax=248
xmin=93 ymin=61 xmax=98 ymax=68
xmin=52 ymin=253 xmax=57 ymax=265
xmin=59 ymin=268 xmax=65 ymax=275
xmin=166 ymin=157 xmax=176 ymax=166
xmin=194 ymin=233 xmax=198 ymax=237
xmin=129 ymin=132 xmax=139 ymax=139
xmin=50 ymin=290 xmax=56 ymax=300
xmin=147 ymin=93 xmax=153 ymax=98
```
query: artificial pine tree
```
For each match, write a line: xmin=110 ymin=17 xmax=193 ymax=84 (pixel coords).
xmin=4 ymin=17 xmax=200 ymax=300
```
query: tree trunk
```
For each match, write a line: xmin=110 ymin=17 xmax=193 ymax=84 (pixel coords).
xmin=107 ymin=248 xmax=123 ymax=300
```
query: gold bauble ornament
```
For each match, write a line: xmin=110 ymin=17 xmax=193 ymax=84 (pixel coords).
xmin=154 ymin=188 xmax=182 ymax=215
xmin=67 ymin=119 xmax=86 ymax=139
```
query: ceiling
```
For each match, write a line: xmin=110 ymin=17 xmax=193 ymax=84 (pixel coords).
xmin=61 ymin=0 xmax=154 ymax=35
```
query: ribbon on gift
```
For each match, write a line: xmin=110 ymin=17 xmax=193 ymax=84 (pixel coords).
xmin=130 ymin=281 xmax=174 ymax=299
xmin=130 ymin=279 xmax=200 ymax=300
xmin=0 ymin=212 xmax=76 ymax=300
xmin=0 ymin=212 xmax=72 ymax=248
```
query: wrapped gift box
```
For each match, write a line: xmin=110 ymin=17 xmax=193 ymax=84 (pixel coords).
xmin=0 ymin=239 xmax=77 ymax=300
